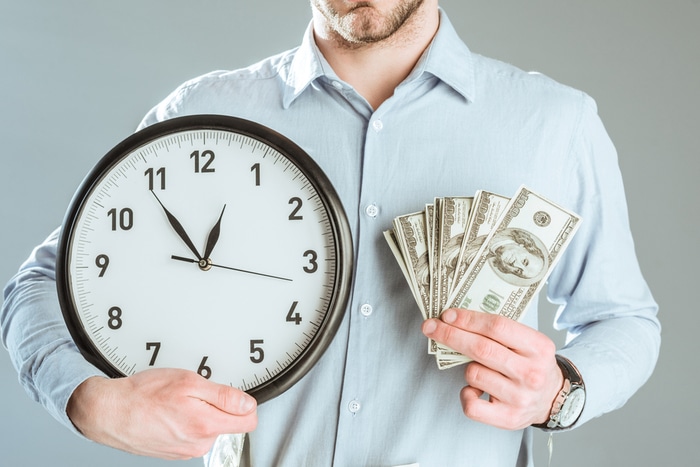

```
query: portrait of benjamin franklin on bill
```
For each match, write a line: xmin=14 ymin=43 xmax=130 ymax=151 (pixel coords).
xmin=462 ymin=228 xmax=549 ymax=287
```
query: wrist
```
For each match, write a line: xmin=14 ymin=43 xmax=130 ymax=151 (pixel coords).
xmin=535 ymin=369 xmax=566 ymax=426
xmin=533 ymin=355 xmax=586 ymax=430
xmin=67 ymin=376 xmax=117 ymax=440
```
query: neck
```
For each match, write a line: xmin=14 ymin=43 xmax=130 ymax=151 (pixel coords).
xmin=312 ymin=2 xmax=440 ymax=109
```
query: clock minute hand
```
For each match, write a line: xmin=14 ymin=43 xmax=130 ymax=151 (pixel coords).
xmin=151 ymin=191 xmax=203 ymax=261
xmin=170 ymin=255 xmax=292 ymax=281
xmin=202 ymin=204 xmax=226 ymax=260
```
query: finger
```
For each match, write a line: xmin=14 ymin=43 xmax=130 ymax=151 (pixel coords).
xmin=440 ymin=308 xmax=549 ymax=357
xmin=459 ymin=385 xmax=493 ymax=425
xmin=461 ymin=385 xmax=484 ymax=405
xmin=193 ymin=398 xmax=258 ymax=436
xmin=192 ymin=379 xmax=257 ymax=416
xmin=422 ymin=315 xmax=519 ymax=375
xmin=461 ymin=384 xmax=539 ymax=431
xmin=460 ymin=385 xmax=513 ymax=429
xmin=464 ymin=361 xmax=515 ymax=404
xmin=188 ymin=387 xmax=258 ymax=436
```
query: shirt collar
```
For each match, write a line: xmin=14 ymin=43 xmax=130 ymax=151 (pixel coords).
xmin=282 ymin=21 xmax=328 ymax=109
xmin=283 ymin=8 xmax=475 ymax=109
xmin=414 ymin=9 xmax=475 ymax=102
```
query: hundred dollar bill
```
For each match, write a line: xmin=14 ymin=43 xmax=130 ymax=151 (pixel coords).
xmin=429 ymin=197 xmax=473 ymax=356
xmin=447 ymin=186 xmax=581 ymax=322
xmin=427 ymin=202 xmax=441 ymax=356
xmin=435 ymin=192 xmax=505 ymax=365
xmin=452 ymin=191 xmax=510 ymax=296
xmin=383 ymin=229 xmax=424 ymax=313
xmin=392 ymin=211 xmax=431 ymax=319
xmin=427 ymin=200 xmax=440 ymax=325
xmin=437 ymin=197 xmax=473 ymax=309
xmin=425 ymin=203 xmax=436 ymax=274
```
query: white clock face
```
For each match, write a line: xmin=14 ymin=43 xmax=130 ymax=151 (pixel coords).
xmin=58 ymin=117 xmax=352 ymax=402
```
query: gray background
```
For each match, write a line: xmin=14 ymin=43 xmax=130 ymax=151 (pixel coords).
xmin=1 ymin=1 xmax=697 ymax=465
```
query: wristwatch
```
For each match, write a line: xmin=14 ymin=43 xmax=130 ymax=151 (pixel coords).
xmin=534 ymin=355 xmax=586 ymax=430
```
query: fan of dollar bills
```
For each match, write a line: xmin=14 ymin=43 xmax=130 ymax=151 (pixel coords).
xmin=384 ymin=186 xmax=582 ymax=369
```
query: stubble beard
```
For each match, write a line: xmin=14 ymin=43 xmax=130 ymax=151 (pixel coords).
xmin=315 ymin=0 xmax=425 ymax=48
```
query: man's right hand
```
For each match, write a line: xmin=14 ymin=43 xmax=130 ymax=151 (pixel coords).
xmin=66 ymin=368 xmax=258 ymax=460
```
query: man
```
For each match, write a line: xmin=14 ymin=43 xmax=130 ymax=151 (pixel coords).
xmin=1 ymin=1 xmax=660 ymax=466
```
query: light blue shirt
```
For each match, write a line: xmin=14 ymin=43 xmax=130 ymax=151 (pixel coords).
xmin=2 ymin=10 xmax=660 ymax=467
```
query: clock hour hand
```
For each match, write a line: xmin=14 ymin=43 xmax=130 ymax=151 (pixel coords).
xmin=151 ymin=191 xmax=203 ymax=261
xmin=171 ymin=255 xmax=292 ymax=281
xmin=202 ymin=204 xmax=226 ymax=261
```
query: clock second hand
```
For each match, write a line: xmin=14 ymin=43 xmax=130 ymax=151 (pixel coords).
xmin=170 ymin=255 xmax=293 ymax=282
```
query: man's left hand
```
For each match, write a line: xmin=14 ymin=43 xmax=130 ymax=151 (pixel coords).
xmin=422 ymin=308 xmax=563 ymax=430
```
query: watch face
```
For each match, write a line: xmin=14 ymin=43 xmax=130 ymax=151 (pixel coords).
xmin=559 ymin=386 xmax=586 ymax=427
xmin=57 ymin=115 xmax=353 ymax=403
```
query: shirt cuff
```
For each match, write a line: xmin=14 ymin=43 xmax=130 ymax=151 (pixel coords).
xmin=556 ymin=315 xmax=660 ymax=428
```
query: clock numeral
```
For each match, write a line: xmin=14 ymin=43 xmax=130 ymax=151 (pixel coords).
xmin=146 ymin=342 xmax=161 ymax=366
xmin=285 ymin=301 xmax=302 ymax=325
xmin=249 ymin=339 xmax=265 ymax=364
xmin=251 ymin=163 xmax=261 ymax=186
xmin=288 ymin=197 xmax=303 ymax=220
xmin=107 ymin=208 xmax=133 ymax=231
xmin=107 ymin=306 xmax=123 ymax=330
xmin=95 ymin=254 xmax=109 ymax=277
xmin=197 ymin=356 xmax=212 ymax=379
xmin=191 ymin=150 xmax=216 ymax=173
xmin=144 ymin=167 xmax=166 ymax=190
xmin=303 ymin=250 xmax=318 ymax=274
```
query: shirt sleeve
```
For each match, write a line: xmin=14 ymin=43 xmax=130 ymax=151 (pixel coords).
xmin=1 ymin=228 xmax=106 ymax=436
xmin=546 ymin=95 xmax=661 ymax=427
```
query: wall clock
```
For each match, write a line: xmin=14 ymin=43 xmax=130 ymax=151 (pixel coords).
xmin=56 ymin=114 xmax=353 ymax=404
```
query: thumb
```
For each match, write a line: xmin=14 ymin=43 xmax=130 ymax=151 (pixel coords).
xmin=196 ymin=380 xmax=257 ymax=416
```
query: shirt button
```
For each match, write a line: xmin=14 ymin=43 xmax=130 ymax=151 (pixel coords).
xmin=331 ymin=80 xmax=343 ymax=90
xmin=365 ymin=204 xmax=379 ymax=218
xmin=372 ymin=119 xmax=383 ymax=132
xmin=348 ymin=400 xmax=361 ymax=414
xmin=360 ymin=303 xmax=373 ymax=317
